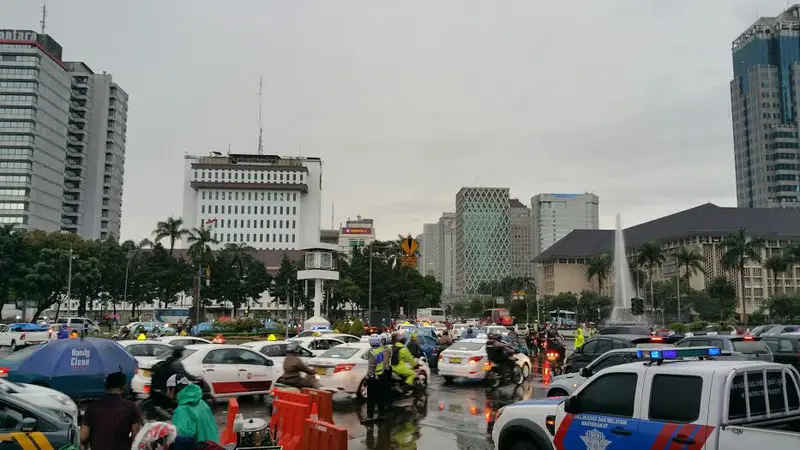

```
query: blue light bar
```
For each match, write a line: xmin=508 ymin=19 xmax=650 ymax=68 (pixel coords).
xmin=636 ymin=347 xmax=723 ymax=360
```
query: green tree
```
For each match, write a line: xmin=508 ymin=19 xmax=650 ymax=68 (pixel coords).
xmin=674 ymin=246 xmax=705 ymax=283
xmin=152 ymin=217 xmax=190 ymax=257
xmin=637 ymin=240 xmax=665 ymax=310
xmin=578 ymin=290 xmax=613 ymax=323
xmin=704 ymin=276 xmax=738 ymax=322
xmin=586 ymin=253 xmax=612 ymax=294
xmin=0 ymin=224 xmax=26 ymax=309
xmin=764 ymin=255 xmax=790 ymax=297
xmin=767 ymin=294 xmax=800 ymax=322
xmin=187 ymin=226 xmax=219 ymax=265
xmin=721 ymin=228 xmax=764 ymax=326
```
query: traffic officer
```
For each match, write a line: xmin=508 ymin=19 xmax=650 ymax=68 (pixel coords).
xmin=379 ymin=333 xmax=394 ymax=411
xmin=365 ymin=334 xmax=387 ymax=421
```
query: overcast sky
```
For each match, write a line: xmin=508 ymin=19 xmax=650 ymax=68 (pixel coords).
xmin=4 ymin=0 xmax=788 ymax=240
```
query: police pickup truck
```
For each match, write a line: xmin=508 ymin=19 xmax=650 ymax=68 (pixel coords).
xmin=491 ymin=347 xmax=800 ymax=450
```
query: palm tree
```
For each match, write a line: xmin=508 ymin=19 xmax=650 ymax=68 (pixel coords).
xmin=187 ymin=226 xmax=219 ymax=264
xmin=637 ymin=241 xmax=665 ymax=310
xmin=586 ymin=253 xmax=612 ymax=294
xmin=675 ymin=246 xmax=706 ymax=284
xmin=764 ymin=255 xmax=789 ymax=296
xmin=721 ymin=227 xmax=764 ymax=327
xmin=152 ymin=217 xmax=190 ymax=257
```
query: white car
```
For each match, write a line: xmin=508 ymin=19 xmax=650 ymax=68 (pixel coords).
xmin=287 ymin=337 xmax=346 ymax=355
xmin=438 ymin=338 xmax=531 ymax=383
xmin=0 ymin=323 xmax=52 ymax=351
xmin=485 ymin=325 xmax=510 ymax=336
xmin=309 ymin=342 xmax=431 ymax=398
xmin=116 ymin=340 xmax=173 ymax=367
xmin=0 ymin=378 xmax=78 ymax=425
xmin=240 ymin=340 xmax=315 ymax=379
xmin=154 ymin=336 xmax=213 ymax=347
xmin=131 ymin=344 xmax=278 ymax=400
xmin=397 ymin=324 xmax=417 ymax=333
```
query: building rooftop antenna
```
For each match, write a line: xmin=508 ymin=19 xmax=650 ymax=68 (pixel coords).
xmin=39 ymin=0 xmax=47 ymax=35
xmin=257 ymin=76 xmax=264 ymax=155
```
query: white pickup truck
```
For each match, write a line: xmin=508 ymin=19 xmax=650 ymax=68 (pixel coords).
xmin=491 ymin=346 xmax=800 ymax=450
xmin=0 ymin=323 xmax=52 ymax=351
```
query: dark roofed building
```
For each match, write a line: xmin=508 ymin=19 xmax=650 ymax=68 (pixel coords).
xmin=168 ymin=248 xmax=304 ymax=274
xmin=534 ymin=204 xmax=800 ymax=312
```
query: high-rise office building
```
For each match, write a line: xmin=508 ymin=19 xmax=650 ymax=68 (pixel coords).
xmin=455 ymin=187 xmax=510 ymax=294
xmin=182 ymin=153 xmax=323 ymax=250
xmin=731 ymin=5 xmax=800 ymax=208
xmin=419 ymin=222 xmax=439 ymax=278
xmin=509 ymin=198 xmax=532 ymax=279
xmin=62 ymin=62 xmax=128 ymax=239
xmin=337 ymin=216 xmax=375 ymax=254
xmin=437 ymin=212 xmax=456 ymax=296
xmin=531 ymin=193 xmax=599 ymax=259
xmin=0 ymin=30 xmax=129 ymax=237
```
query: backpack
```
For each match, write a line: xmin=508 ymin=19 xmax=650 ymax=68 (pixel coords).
xmin=391 ymin=343 xmax=402 ymax=366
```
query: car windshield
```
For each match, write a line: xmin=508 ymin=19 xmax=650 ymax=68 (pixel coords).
xmin=447 ymin=342 xmax=484 ymax=352
xmin=155 ymin=349 xmax=197 ymax=361
xmin=1 ymin=345 xmax=42 ymax=363
xmin=733 ymin=339 xmax=770 ymax=354
xmin=317 ymin=347 xmax=361 ymax=359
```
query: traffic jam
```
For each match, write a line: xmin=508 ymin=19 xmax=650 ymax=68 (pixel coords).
xmin=0 ymin=310 xmax=796 ymax=449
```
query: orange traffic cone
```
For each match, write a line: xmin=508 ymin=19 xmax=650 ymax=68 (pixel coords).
xmin=212 ymin=333 xmax=226 ymax=344
xmin=310 ymin=402 xmax=319 ymax=421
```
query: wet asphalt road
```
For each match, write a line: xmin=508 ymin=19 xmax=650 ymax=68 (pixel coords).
xmin=216 ymin=357 xmax=557 ymax=450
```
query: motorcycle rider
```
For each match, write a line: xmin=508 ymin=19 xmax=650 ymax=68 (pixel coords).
xmin=486 ymin=333 xmax=515 ymax=378
xmin=277 ymin=343 xmax=319 ymax=389
xmin=391 ymin=332 xmax=417 ymax=392
xmin=545 ymin=326 xmax=566 ymax=363
xmin=365 ymin=334 xmax=388 ymax=421
xmin=149 ymin=347 xmax=194 ymax=412
xmin=406 ymin=332 xmax=423 ymax=359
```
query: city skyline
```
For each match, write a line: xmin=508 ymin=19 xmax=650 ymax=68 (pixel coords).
xmin=3 ymin=0 xmax=788 ymax=243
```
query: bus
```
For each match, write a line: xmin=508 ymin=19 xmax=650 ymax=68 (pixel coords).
xmin=416 ymin=308 xmax=445 ymax=324
xmin=154 ymin=308 xmax=191 ymax=324
xmin=549 ymin=310 xmax=577 ymax=328
xmin=484 ymin=308 xmax=514 ymax=326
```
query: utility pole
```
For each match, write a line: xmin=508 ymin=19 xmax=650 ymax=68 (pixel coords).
xmin=66 ymin=248 xmax=73 ymax=316
xmin=368 ymin=243 xmax=373 ymax=322
xmin=676 ymin=271 xmax=682 ymax=323
xmin=194 ymin=265 xmax=202 ymax=332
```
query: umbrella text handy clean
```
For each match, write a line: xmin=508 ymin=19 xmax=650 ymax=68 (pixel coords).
xmin=0 ymin=337 xmax=137 ymax=399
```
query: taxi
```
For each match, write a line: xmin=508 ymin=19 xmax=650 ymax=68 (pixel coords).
xmin=0 ymin=391 xmax=77 ymax=448
xmin=132 ymin=344 xmax=278 ymax=399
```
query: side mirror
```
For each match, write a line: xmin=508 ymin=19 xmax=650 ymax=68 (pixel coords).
xmin=265 ymin=359 xmax=274 ymax=367
xmin=21 ymin=417 xmax=37 ymax=432
xmin=579 ymin=367 xmax=590 ymax=378
xmin=563 ymin=396 xmax=580 ymax=415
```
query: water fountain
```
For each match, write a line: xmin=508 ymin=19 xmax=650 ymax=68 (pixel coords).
xmin=609 ymin=213 xmax=645 ymax=325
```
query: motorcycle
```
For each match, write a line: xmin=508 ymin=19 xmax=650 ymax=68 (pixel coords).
xmin=484 ymin=360 xmax=524 ymax=389
xmin=111 ymin=326 xmax=131 ymax=341
xmin=138 ymin=374 xmax=213 ymax=421
xmin=389 ymin=357 xmax=428 ymax=399
xmin=545 ymin=350 xmax=563 ymax=377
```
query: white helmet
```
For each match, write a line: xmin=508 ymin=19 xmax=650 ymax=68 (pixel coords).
xmin=131 ymin=422 xmax=176 ymax=450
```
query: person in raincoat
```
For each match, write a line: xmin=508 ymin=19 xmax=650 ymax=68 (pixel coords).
xmin=168 ymin=374 xmax=219 ymax=444
xmin=57 ymin=324 xmax=69 ymax=340
xmin=574 ymin=326 xmax=585 ymax=350
xmin=69 ymin=329 xmax=80 ymax=339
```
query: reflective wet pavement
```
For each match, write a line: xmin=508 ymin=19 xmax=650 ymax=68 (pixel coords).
xmin=219 ymin=358 xmax=556 ymax=450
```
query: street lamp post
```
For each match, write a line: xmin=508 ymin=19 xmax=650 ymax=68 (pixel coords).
xmin=123 ymin=250 xmax=137 ymax=308
xmin=367 ymin=244 xmax=373 ymax=321
xmin=66 ymin=248 xmax=74 ymax=316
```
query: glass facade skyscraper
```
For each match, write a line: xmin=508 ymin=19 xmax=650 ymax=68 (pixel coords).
xmin=731 ymin=6 xmax=800 ymax=208
xmin=455 ymin=187 xmax=511 ymax=294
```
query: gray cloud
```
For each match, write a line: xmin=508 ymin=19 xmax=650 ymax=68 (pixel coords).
xmin=2 ymin=0 xmax=787 ymax=240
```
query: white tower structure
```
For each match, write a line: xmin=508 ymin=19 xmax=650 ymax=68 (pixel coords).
xmin=297 ymin=243 xmax=340 ymax=330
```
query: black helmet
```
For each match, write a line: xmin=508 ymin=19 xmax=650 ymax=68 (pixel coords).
xmin=170 ymin=346 xmax=184 ymax=359
xmin=487 ymin=333 xmax=502 ymax=341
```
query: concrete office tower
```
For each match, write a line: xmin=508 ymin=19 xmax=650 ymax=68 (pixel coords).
xmin=509 ymin=198 xmax=533 ymax=278
xmin=731 ymin=5 xmax=800 ymax=208
xmin=62 ymin=62 xmax=128 ymax=239
xmin=437 ymin=212 xmax=457 ymax=296
xmin=531 ymin=193 xmax=599 ymax=259
xmin=182 ymin=153 xmax=323 ymax=250
xmin=420 ymin=222 xmax=440 ymax=278
xmin=337 ymin=216 xmax=375 ymax=254
xmin=0 ymin=30 xmax=70 ymax=231
xmin=455 ymin=187 xmax=511 ymax=294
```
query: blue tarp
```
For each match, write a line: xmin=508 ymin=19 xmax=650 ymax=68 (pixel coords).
xmin=0 ymin=337 xmax=137 ymax=399
xmin=8 ymin=323 xmax=49 ymax=332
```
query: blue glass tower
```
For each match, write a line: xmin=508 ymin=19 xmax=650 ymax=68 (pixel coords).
xmin=731 ymin=6 xmax=800 ymax=208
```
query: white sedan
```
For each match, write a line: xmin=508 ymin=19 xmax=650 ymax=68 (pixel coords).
xmin=131 ymin=344 xmax=278 ymax=400
xmin=438 ymin=338 xmax=531 ymax=383
xmin=287 ymin=337 xmax=346 ymax=355
xmin=0 ymin=378 xmax=78 ymax=425
xmin=309 ymin=342 xmax=431 ymax=399
xmin=240 ymin=340 xmax=315 ymax=379
xmin=116 ymin=340 xmax=173 ymax=367
xmin=485 ymin=325 xmax=510 ymax=336
xmin=154 ymin=336 xmax=212 ymax=347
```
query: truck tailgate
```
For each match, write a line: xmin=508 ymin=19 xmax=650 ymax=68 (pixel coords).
xmin=719 ymin=425 xmax=800 ymax=448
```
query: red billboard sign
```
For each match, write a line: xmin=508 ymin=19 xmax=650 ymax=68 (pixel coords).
xmin=342 ymin=227 xmax=372 ymax=235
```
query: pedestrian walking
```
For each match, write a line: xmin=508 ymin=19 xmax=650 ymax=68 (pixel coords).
xmin=169 ymin=374 xmax=220 ymax=443
xmin=80 ymin=372 xmax=141 ymax=449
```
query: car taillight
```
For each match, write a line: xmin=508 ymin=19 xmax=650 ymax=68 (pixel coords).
xmin=143 ymin=385 xmax=151 ymax=393
xmin=744 ymin=336 xmax=754 ymax=340
xmin=18 ymin=333 xmax=24 ymax=341
xmin=546 ymin=352 xmax=558 ymax=360
xmin=438 ymin=355 xmax=444 ymax=362
xmin=468 ymin=356 xmax=483 ymax=364
xmin=650 ymin=336 xmax=663 ymax=342
xmin=0 ymin=368 xmax=10 ymax=378
xmin=333 ymin=364 xmax=355 ymax=373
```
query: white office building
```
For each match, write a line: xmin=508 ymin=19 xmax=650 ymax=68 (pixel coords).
xmin=337 ymin=216 xmax=375 ymax=254
xmin=531 ymin=193 xmax=599 ymax=259
xmin=182 ymin=153 xmax=323 ymax=250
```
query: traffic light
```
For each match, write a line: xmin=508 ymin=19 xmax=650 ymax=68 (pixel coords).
xmin=631 ymin=298 xmax=644 ymax=316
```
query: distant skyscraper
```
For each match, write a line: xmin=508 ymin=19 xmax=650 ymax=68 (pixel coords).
xmin=420 ymin=222 xmax=439 ymax=278
xmin=437 ymin=212 xmax=457 ymax=296
xmin=531 ymin=193 xmax=599 ymax=259
xmin=455 ymin=187 xmax=510 ymax=294
xmin=731 ymin=5 xmax=800 ymax=208
xmin=509 ymin=198 xmax=532 ymax=279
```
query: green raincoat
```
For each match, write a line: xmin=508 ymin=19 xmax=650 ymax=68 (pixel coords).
xmin=574 ymin=328 xmax=585 ymax=350
xmin=172 ymin=383 xmax=220 ymax=443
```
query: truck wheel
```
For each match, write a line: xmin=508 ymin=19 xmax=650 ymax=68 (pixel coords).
xmin=10 ymin=341 xmax=16 ymax=352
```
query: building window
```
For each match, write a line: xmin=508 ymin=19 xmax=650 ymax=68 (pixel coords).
xmin=292 ymin=206 xmax=296 ymax=215
xmin=292 ymin=234 xmax=296 ymax=243
xmin=201 ymin=205 xmax=205 ymax=213
xmin=260 ymin=220 xmax=264 ymax=227
xmin=247 ymin=206 xmax=251 ymax=214
xmin=260 ymin=206 xmax=264 ymax=214
xmin=293 ymin=193 xmax=297 ymax=201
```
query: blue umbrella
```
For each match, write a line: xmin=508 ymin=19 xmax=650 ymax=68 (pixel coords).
xmin=0 ymin=337 xmax=137 ymax=400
